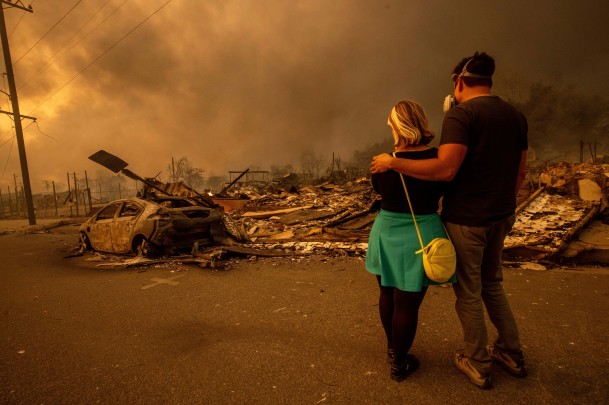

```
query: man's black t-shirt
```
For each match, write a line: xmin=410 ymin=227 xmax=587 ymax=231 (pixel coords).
xmin=440 ymin=95 xmax=528 ymax=226
xmin=371 ymin=148 xmax=445 ymax=214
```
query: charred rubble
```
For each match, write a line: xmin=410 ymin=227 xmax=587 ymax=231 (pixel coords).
xmin=213 ymin=162 xmax=609 ymax=268
xmin=83 ymin=151 xmax=609 ymax=268
xmin=504 ymin=161 xmax=609 ymax=267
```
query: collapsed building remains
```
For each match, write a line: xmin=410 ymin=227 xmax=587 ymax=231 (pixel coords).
xmin=82 ymin=151 xmax=609 ymax=268
xmin=214 ymin=161 xmax=608 ymax=266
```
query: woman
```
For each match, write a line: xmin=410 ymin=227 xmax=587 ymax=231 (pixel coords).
xmin=366 ymin=100 xmax=456 ymax=382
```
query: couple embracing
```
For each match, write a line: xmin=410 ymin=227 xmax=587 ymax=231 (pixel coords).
xmin=366 ymin=52 xmax=528 ymax=389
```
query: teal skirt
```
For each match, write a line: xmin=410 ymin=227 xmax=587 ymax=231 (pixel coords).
xmin=366 ymin=209 xmax=457 ymax=292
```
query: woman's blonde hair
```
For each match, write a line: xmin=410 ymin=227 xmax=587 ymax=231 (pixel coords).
xmin=387 ymin=100 xmax=434 ymax=148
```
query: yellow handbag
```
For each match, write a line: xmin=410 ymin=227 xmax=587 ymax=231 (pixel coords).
xmin=394 ymin=153 xmax=456 ymax=283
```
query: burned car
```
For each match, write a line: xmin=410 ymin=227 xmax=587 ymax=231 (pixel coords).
xmin=79 ymin=196 xmax=224 ymax=256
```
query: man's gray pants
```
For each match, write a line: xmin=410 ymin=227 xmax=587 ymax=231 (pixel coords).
xmin=445 ymin=214 xmax=522 ymax=373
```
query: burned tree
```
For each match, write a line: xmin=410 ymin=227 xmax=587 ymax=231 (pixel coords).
xmin=167 ymin=157 xmax=205 ymax=191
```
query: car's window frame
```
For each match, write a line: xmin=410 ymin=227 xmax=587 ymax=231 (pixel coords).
xmin=118 ymin=201 xmax=143 ymax=218
xmin=95 ymin=202 xmax=122 ymax=220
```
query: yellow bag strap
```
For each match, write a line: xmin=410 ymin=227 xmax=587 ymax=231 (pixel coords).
xmin=392 ymin=152 xmax=451 ymax=254
xmin=393 ymin=152 xmax=425 ymax=252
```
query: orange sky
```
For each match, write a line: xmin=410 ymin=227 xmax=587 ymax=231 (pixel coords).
xmin=1 ymin=0 xmax=608 ymax=193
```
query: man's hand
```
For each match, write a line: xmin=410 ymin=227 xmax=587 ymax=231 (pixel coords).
xmin=370 ymin=153 xmax=393 ymax=174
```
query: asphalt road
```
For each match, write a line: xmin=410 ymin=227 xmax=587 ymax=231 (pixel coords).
xmin=1 ymin=222 xmax=608 ymax=404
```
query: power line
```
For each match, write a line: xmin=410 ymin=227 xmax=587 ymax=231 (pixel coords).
xmin=0 ymin=74 xmax=14 ymax=147
xmin=28 ymin=0 xmax=174 ymax=115
xmin=0 ymin=128 xmax=15 ymax=147
xmin=7 ymin=2 xmax=26 ymax=38
xmin=29 ymin=120 xmax=55 ymax=140
xmin=13 ymin=0 xmax=83 ymax=66
xmin=18 ymin=0 xmax=128 ymax=91
xmin=1 ymin=133 xmax=15 ymax=179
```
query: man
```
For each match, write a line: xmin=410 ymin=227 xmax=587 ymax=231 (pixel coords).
xmin=370 ymin=52 xmax=528 ymax=389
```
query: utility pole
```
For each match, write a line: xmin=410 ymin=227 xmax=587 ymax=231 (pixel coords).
xmin=171 ymin=157 xmax=176 ymax=182
xmin=0 ymin=1 xmax=35 ymax=225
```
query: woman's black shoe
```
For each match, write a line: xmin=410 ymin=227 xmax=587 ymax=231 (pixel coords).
xmin=390 ymin=354 xmax=419 ymax=382
xmin=386 ymin=348 xmax=396 ymax=363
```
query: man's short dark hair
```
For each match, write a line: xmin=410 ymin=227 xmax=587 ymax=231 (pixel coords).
xmin=452 ymin=51 xmax=495 ymax=87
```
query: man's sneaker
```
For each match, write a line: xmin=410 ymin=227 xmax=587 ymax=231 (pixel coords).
xmin=487 ymin=345 xmax=527 ymax=377
xmin=453 ymin=350 xmax=493 ymax=389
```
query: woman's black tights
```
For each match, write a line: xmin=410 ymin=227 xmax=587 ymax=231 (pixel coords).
xmin=376 ymin=276 xmax=427 ymax=362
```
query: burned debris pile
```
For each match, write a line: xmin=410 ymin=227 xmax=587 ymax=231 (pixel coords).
xmin=218 ymin=178 xmax=377 ymax=257
xmin=505 ymin=189 xmax=600 ymax=259
xmin=216 ymin=161 xmax=609 ymax=265
xmin=504 ymin=162 xmax=609 ymax=264
xmin=80 ymin=150 xmax=609 ymax=268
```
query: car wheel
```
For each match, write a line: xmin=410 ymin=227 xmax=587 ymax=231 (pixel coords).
xmin=134 ymin=236 xmax=158 ymax=258
xmin=79 ymin=232 xmax=92 ymax=252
